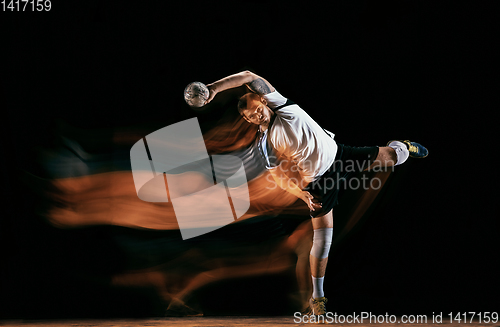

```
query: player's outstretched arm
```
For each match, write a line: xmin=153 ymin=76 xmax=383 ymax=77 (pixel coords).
xmin=205 ymin=70 xmax=275 ymax=104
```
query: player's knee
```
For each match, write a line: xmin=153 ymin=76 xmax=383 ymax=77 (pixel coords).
xmin=310 ymin=227 xmax=333 ymax=259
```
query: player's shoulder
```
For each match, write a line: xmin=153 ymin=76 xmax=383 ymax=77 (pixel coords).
xmin=274 ymin=102 xmax=308 ymax=120
xmin=263 ymin=90 xmax=288 ymax=109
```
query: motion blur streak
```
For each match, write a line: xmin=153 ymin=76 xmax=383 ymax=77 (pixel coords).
xmin=28 ymin=119 xmax=306 ymax=230
xmin=23 ymin=119 xmax=391 ymax=313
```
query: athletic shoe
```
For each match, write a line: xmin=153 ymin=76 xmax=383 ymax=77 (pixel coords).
xmin=165 ymin=298 xmax=203 ymax=317
xmin=387 ymin=140 xmax=428 ymax=158
xmin=308 ymin=296 xmax=328 ymax=315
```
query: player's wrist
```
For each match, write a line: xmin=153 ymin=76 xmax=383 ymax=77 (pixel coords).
xmin=206 ymin=82 xmax=218 ymax=93
xmin=203 ymin=83 xmax=218 ymax=105
xmin=299 ymin=190 xmax=310 ymax=201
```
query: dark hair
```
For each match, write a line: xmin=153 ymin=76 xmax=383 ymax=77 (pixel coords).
xmin=237 ymin=93 xmax=262 ymax=116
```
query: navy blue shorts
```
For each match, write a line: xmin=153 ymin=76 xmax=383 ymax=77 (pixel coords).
xmin=304 ymin=144 xmax=380 ymax=218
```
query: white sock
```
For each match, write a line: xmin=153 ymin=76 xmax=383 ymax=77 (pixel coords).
xmin=388 ymin=141 xmax=409 ymax=166
xmin=312 ymin=276 xmax=325 ymax=299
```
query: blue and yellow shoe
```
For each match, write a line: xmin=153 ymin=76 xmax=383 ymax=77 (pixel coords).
xmin=387 ymin=140 xmax=428 ymax=158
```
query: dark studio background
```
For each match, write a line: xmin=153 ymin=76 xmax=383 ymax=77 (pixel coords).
xmin=1 ymin=0 xmax=498 ymax=320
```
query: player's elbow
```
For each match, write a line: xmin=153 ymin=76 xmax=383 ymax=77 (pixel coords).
xmin=241 ymin=70 xmax=260 ymax=82
xmin=241 ymin=70 xmax=254 ymax=76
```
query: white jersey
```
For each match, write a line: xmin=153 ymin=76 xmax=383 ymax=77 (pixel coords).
xmin=258 ymin=90 xmax=337 ymax=183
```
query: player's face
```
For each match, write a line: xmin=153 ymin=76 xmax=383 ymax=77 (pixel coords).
xmin=242 ymin=98 xmax=272 ymax=126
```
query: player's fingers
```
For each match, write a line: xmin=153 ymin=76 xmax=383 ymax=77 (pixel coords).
xmin=309 ymin=202 xmax=316 ymax=211
xmin=310 ymin=204 xmax=321 ymax=211
xmin=204 ymin=94 xmax=213 ymax=105
xmin=204 ymin=88 xmax=217 ymax=105
xmin=308 ymin=199 xmax=321 ymax=211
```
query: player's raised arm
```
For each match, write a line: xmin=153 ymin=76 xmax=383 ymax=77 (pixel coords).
xmin=205 ymin=70 xmax=275 ymax=105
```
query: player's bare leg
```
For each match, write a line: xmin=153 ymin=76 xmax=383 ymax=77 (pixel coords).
xmin=366 ymin=146 xmax=397 ymax=170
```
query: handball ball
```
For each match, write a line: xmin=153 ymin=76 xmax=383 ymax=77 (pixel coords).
xmin=184 ymin=81 xmax=209 ymax=108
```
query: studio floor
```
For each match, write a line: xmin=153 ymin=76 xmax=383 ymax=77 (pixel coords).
xmin=1 ymin=317 xmax=499 ymax=327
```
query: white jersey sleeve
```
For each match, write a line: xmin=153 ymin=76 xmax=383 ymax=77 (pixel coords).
xmin=262 ymin=90 xmax=287 ymax=109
